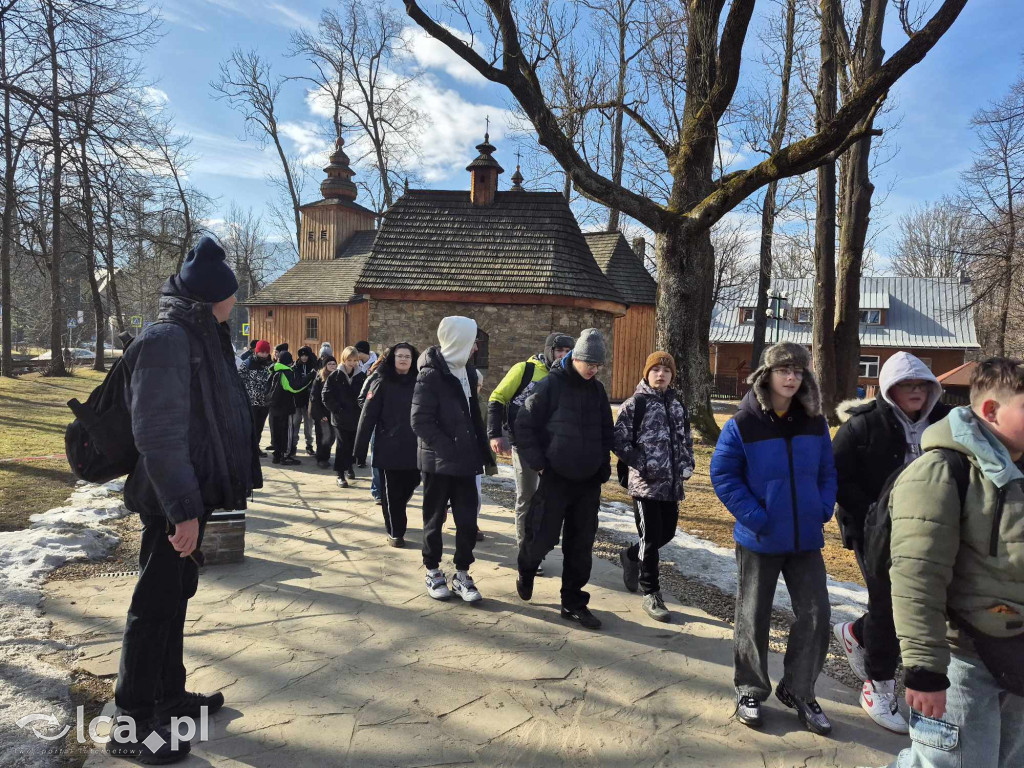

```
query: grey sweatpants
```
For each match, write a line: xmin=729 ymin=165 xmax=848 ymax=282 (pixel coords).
xmin=734 ymin=544 xmax=830 ymax=702
xmin=511 ymin=447 xmax=540 ymax=547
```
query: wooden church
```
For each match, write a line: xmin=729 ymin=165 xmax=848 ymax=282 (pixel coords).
xmin=245 ymin=134 xmax=656 ymax=399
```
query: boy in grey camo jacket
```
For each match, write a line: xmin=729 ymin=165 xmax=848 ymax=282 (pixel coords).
xmin=613 ymin=351 xmax=694 ymax=621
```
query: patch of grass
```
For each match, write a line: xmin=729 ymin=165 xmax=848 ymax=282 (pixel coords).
xmin=0 ymin=370 xmax=107 ymax=531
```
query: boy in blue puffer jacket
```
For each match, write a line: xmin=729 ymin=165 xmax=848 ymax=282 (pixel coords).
xmin=711 ymin=342 xmax=838 ymax=736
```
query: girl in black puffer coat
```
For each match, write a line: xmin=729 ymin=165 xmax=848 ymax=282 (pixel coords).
xmin=354 ymin=343 xmax=420 ymax=545
xmin=322 ymin=346 xmax=366 ymax=487
xmin=309 ymin=356 xmax=337 ymax=468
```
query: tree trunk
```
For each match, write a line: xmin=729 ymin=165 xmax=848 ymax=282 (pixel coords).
xmin=78 ymin=135 xmax=106 ymax=372
xmin=1 ymin=61 xmax=13 ymax=376
xmin=605 ymin=24 xmax=627 ymax=234
xmin=655 ymin=221 xmax=718 ymax=439
xmin=751 ymin=182 xmax=777 ymax=368
xmin=812 ymin=0 xmax=839 ymax=418
xmin=834 ymin=0 xmax=885 ymax=402
xmin=45 ymin=3 xmax=66 ymax=376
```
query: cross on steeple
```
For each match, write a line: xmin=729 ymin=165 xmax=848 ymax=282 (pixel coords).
xmin=485 ymin=115 xmax=490 ymax=137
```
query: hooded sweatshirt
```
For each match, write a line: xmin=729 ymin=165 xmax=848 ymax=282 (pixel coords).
xmin=879 ymin=351 xmax=943 ymax=465
xmin=437 ymin=316 xmax=477 ymax=404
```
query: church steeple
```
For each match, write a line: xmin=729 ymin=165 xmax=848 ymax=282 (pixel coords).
xmin=321 ymin=136 xmax=358 ymax=201
xmin=467 ymin=127 xmax=504 ymax=206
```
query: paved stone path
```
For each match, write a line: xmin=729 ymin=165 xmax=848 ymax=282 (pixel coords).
xmin=45 ymin=462 xmax=904 ymax=767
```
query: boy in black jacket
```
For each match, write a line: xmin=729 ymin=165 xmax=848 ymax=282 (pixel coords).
xmin=514 ymin=329 xmax=614 ymax=629
xmin=832 ymin=351 xmax=949 ymax=734
xmin=267 ymin=350 xmax=310 ymax=466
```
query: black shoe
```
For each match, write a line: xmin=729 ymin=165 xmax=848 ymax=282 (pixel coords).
xmin=620 ymin=547 xmax=639 ymax=593
xmin=281 ymin=457 xmax=301 ymax=466
xmin=337 ymin=476 xmax=349 ymax=488
xmin=387 ymin=536 xmax=405 ymax=548
xmin=264 ymin=445 xmax=275 ymax=452
xmin=357 ymin=460 xmax=367 ymax=468
xmin=560 ymin=605 xmax=601 ymax=629
xmin=317 ymin=460 xmax=330 ymax=469
xmin=257 ymin=450 xmax=267 ymax=458
xmin=306 ymin=444 xmax=314 ymax=456
xmin=157 ymin=691 xmax=225 ymax=720
xmin=516 ymin=572 xmax=534 ymax=601
xmin=346 ymin=469 xmax=356 ymax=480
xmin=735 ymin=695 xmax=762 ymax=727
xmin=775 ymin=681 xmax=832 ymax=735
xmin=476 ymin=529 xmax=485 ymax=542
xmin=106 ymin=719 xmax=191 ymax=764
xmin=272 ymin=455 xmax=282 ymax=464
xmin=375 ymin=498 xmax=383 ymax=505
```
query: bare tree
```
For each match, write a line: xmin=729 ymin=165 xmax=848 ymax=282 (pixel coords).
xmin=959 ymin=76 xmax=1024 ymax=357
xmin=291 ymin=1 xmax=423 ymax=212
xmin=892 ymin=197 xmax=970 ymax=277
xmin=212 ymin=49 xmax=303 ymax=251
xmin=404 ymin=0 xmax=966 ymax=437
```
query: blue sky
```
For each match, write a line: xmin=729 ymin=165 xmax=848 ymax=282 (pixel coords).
xmin=151 ymin=0 xmax=1023 ymax=263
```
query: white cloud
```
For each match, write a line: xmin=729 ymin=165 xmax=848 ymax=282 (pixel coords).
xmin=278 ymin=121 xmax=332 ymax=167
xmin=180 ymin=127 xmax=284 ymax=180
xmin=143 ymin=87 xmax=170 ymax=106
xmin=403 ymin=25 xmax=489 ymax=85
xmin=265 ymin=2 xmax=316 ymax=30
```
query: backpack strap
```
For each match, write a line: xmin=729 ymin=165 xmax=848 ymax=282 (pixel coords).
xmin=631 ymin=396 xmax=648 ymax=449
xmin=512 ymin=362 xmax=535 ymax=402
xmin=934 ymin=447 xmax=970 ymax=510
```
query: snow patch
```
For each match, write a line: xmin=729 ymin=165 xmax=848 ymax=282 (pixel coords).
xmin=0 ymin=482 xmax=129 ymax=768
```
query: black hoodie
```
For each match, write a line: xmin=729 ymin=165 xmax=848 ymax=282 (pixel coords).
xmin=354 ymin=353 xmax=419 ymax=470
xmin=292 ymin=346 xmax=318 ymax=409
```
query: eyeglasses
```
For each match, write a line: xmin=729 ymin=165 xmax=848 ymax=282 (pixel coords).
xmin=895 ymin=381 xmax=929 ymax=392
xmin=771 ymin=365 xmax=804 ymax=378
xmin=583 ymin=362 xmax=602 ymax=372
xmin=394 ymin=354 xmax=413 ymax=361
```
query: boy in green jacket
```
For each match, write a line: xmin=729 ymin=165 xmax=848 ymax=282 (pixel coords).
xmin=887 ymin=358 xmax=1024 ymax=768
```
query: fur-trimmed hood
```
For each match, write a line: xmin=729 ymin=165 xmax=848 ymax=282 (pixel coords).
xmin=746 ymin=341 xmax=822 ymax=417
xmin=836 ymin=397 xmax=873 ymax=423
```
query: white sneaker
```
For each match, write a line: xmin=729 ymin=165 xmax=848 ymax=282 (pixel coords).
xmin=860 ymin=679 xmax=909 ymax=734
xmin=451 ymin=571 xmax=482 ymax=603
xmin=833 ymin=621 xmax=868 ymax=680
xmin=425 ymin=569 xmax=451 ymax=600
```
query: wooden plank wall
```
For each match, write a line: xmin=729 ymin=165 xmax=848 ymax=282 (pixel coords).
xmin=611 ymin=304 xmax=656 ymax=401
xmin=247 ymin=302 xmax=369 ymax=352
xmin=300 ymin=206 xmax=375 ymax=261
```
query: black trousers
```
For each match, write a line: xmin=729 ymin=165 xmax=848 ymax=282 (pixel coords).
xmin=333 ymin=427 xmax=355 ymax=475
xmin=626 ymin=498 xmax=678 ymax=594
xmin=269 ymin=410 xmax=293 ymax=460
xmin=252 ymin=405 xmax=269 ymax=446
xmin=518 ymin=472 xmax=602 ymax=611
xmin=421 ymin=472 xmax=479 ymax=571
xmin=852 ymin=543 xmax=901 ymax=680
xmin=115 ymin=515 xmax=207 ymax=720
xmin=380 ymin=468 xmax=421 ymax=539
xmin=314 ymin=418 xmax=335 ymax=462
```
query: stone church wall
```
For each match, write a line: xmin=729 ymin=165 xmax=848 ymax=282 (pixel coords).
xmin=367 ymin=299 xmax=616 ymax=397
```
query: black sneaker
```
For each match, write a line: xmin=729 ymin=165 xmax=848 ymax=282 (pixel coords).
xmin=620 ymin=547 xmax=639 ymax=593
xmin=106 ymin=718 xmax=191 ymax=764
xmin=337 ymin=476 xmax=349 ymax=488
xmin=476 ymin=529 xmax=485 ymax=541
xmin=317 ymin=460 xmax=330 ymax=469
xmin=157 ymin=691 xmax=224 ymax=720
xmin=306 ymin=444 xmax=314 ymax=456
xmin=775 ymin=681 xmax=832 ymax=735
xmin=257 ymin=450 xmax=267 ymax=458
xmin=735 ymin=695 xmax=762 ymax=727
xmin=272 ymin=455 xmax=282 ymax=464
xmin=387 ymin=536 xmax=405 ymax=548
xmin=357 ymin=460 xmax=367 ymax=468
xmin=516 ymin=572 xmax=534 ymax=601
xmin=281 ymin=457 xmax=301 ymax=466
xmin=346 ymin=469 xmax=356 ymax=480
xmin=560 ymin=605 xmax=601 ymax=629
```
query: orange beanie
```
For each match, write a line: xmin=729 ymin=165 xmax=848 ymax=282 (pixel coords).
xmin=643 ymin=351 xmax=676 ymax=382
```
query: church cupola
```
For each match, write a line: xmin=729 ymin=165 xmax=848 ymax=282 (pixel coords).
xmin=467 ymin=132 xmax=504 ymax=206
xmin=321 ymin=136 xmax=358 ymax=201
xmin=510 ymin=163 xmax=525 ymax=191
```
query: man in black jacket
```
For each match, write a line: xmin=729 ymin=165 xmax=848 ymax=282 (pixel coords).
xmin=514 ymin=329 xmax=614 ymax=630
xmin=411 ymin=317 xmax=493 ymax=603
xmin=832 ymin=350 xmax=950 ymax=734
xmin=110 ymin=237 xmax=261 ymax=764
xmin=289 ymin=345 xmax=318 ymax=457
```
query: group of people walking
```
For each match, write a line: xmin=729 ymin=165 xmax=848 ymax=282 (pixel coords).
xmin=104 ymin=237 xmax=1022 ymax=768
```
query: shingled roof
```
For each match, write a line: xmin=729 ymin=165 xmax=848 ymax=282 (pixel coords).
xmin=584 ymin=232 xmax=657 ymax=306
xmin=354 ymin=190 xmax=625 ymax=305
xmin=245 ymin=230 xmax=376 ymax=306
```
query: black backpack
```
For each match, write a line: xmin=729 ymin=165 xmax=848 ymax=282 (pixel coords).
xmin=616 ymin=396 xmax=648 ymax=488
xmin=65 ymin=332 xmax=140 ymax=483
xmin=862 ymin=447 xmax=970 ymax=587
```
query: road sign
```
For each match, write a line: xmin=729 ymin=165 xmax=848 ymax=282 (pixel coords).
xmin=130 ymin=316 xmax=142 ymax=328
xmin=241 ymin=322 xmax=251 ymax=337
xmin=66 ymin=318 xmax=77 ymax=328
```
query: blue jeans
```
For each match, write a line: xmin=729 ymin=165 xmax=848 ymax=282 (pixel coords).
xmin=892 ymin=653 xmax=1024 ymax=768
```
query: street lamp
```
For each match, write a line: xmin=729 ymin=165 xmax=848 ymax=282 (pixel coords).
xmin=766 ymin=290 xmax=789 ymax=344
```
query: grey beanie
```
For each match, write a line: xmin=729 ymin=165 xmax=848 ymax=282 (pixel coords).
xmin=544 ymin=331 xmax=575 ymax=364
xmin=573 ymin=328 xmax=607 ymax=365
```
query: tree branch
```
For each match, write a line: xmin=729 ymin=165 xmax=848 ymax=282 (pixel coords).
xmin=711 ymin=0 xmax=756 ymax=120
